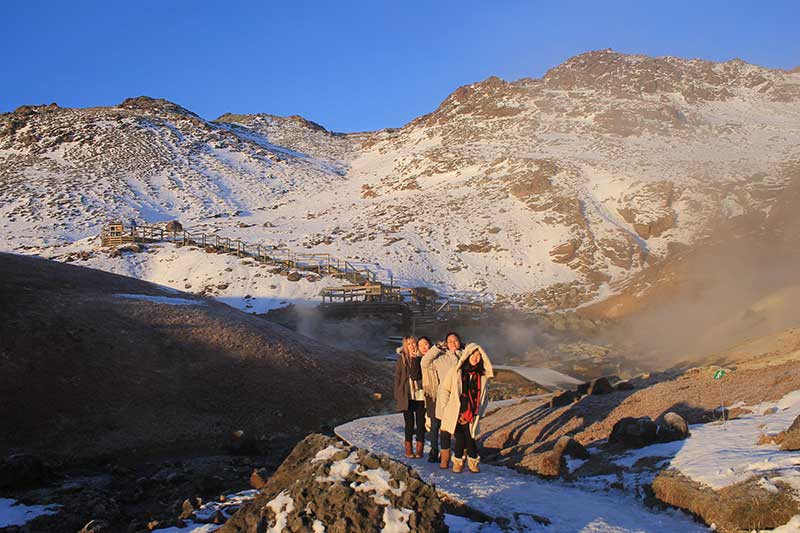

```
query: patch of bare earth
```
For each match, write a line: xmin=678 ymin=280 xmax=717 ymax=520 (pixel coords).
xmin=0 ymin=252 xmax=392 ymax=464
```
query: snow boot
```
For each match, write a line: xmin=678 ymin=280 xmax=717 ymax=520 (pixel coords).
xmin=414 ymin=440 xmax=424 ymax=459
xmin=439 ymin=449 xmax=450 ymax=469
xmin=427 ymin=448 xmax=440 ymax=463
xmin=467 ymin=456 xmax=480 ymax=473
xmin=452 ymin=456 xmax=464 ymax=473
xmin=404 ymin=441 xmax=414 ymax=458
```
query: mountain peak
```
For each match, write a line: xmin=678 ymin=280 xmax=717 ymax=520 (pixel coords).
xmin=117 ymin=96 xmax=198 ymax=117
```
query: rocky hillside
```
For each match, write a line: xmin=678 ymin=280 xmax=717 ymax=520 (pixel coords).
xmin=3 ymin=50 xmax=800 ymax=311
xmin=0 ymin=252 xmax=391 ymax=463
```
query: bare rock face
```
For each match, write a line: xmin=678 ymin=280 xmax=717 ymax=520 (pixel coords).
xmin=220 ymin=434 xmax=446 ymax=533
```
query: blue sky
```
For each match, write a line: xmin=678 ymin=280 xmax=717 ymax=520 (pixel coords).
xmin=1 ymin=0 xmax=797 ymax=132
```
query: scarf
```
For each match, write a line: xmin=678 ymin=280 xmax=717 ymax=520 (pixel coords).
xmin=459 ymin=360 xmax=483 ymax=424
xmin=405 ymin=352 xmax=422 ymax=381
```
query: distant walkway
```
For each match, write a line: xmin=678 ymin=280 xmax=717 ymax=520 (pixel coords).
xmin=96 ymin=221 xmax=483 ymax=322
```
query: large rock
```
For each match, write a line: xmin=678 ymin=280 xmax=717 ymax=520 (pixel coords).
xmin=780 ymin=414 xmax=800 ymax=451
xmin=587 ymin=377 xmax=614 ymax=395
xmin=0 ymin=453 xmax=45 ymax=488
xmin=549 ymin=389 xmax=577 ymax=408
xmin=523 ymin=436 xmax=589 ymax=478
xmin=608 ymin=417 xmax=659 ymax=448
xmin=219 ymin=434 xmax=446 ymax=533
xmin=658 ymin=412 xmax=690 ymax=442
xmin=609 ymin=413 xmax=690 ymax=449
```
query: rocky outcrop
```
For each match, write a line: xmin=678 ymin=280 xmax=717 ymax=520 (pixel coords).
xmin=220 ymin=434 xmax=446 ymax=533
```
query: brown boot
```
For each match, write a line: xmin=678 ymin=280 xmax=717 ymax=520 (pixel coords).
xmin=404 ymin=441 xmax=413 ymax=458
xmin=414 ymin=440 xmax=424 ymax=459
xmin=467 ymin=456 xmax=480 ymax=473
xmin=452 ymin=456 xmax=464 ymax=473
xmin=439 ymin=449 xmax=451 ymax=469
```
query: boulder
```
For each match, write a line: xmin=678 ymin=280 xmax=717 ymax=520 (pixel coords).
xmin=658 ymin=412 xmax=690 ymax=443
xmin=549 ymin=389 xmax=577 ymax=409
xmin=780 ymin=415 xmax=800 ymax=451
xmin=286 ymin=272 xmax=302 ymax=282
xmin=614 ymin=380 xmax=635 ymax=391
xmin=608 ymin=417 xmax=659 ymax=448
xmin=587 ymin=377 xmax=614 ymax=395
xmin=523 ymin=436 xmax=589 ymax=479
xmin=219 ymin=434 xmax=446 ymax=533
xmin=0 ymin=453 xmax=45 ymax=488
xmin=555 ymin=435 xmax=589 ymax=459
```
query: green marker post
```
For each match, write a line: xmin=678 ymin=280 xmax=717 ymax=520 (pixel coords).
xmin=714 ymin=369 xmax=727 ymax=426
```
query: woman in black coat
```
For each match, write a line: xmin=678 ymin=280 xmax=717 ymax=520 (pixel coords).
xmin=394 ymin=336 xmax=426 ymax=458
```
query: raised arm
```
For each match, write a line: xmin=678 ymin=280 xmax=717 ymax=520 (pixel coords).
xmin=421 ymin=344 xmax=442 ymax=369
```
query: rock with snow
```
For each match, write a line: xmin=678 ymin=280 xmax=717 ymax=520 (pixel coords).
xmin=219 ymin=434 xmax=446 ymax=532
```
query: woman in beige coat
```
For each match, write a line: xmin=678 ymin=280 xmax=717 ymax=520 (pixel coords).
xmin=439 ymin=343 xmax=494 ymax=473
xmin=421 ymin=332 xmax=463 ymax=467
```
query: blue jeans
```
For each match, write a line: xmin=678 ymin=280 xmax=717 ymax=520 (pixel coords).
xmin=430 ymin=417 xmax=441 ymax=451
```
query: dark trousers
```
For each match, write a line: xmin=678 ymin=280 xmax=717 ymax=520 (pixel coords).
xmin=403 ymin=399 xmax=425 ymax=442
xmin=429 ymin=417 xmax=441 ymax=451
xmin=440 ymin=429 xmax=451 ymax=450
xmin=453 ymin=422 xmax=478 ymax=459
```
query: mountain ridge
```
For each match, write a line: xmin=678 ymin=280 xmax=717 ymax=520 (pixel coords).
xmin=2 ymin=49 xmax=799 ymax=313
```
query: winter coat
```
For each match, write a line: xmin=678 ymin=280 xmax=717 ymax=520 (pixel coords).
xmin=393 ymin=347 xmax=423 ymax=412
xmin=421 ymin=344 xmax=462 ymax=420
xmin=440 ymin=343 xmax=494 ymax=438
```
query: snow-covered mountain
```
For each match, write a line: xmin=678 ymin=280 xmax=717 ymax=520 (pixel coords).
xmin=2 ymin=50 xmax=799 ymax=310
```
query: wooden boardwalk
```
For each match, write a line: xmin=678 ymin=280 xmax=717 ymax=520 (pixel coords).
xmin=99 ymin=222 xmax=484 ymax=325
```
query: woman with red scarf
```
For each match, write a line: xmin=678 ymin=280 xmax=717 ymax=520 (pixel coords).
xmin=439 ymin=343 xmax=494 ymax=473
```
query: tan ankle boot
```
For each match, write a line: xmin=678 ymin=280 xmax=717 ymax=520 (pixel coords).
xmin=404 ymin=440 xmax=413 ymax=458
xmin=439 ymin=449 xmax=450 ymax=469
xmin=467 ymin=456 xmax=480 ymax=473
xmin=452 ymin=456 xmax=464 ymax=473
xmin=414 ymin=440 xmax=424 ymax=459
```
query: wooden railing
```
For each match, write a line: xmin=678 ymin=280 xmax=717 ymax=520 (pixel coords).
xmin=99 ymin=222 xmax=483 ymax=317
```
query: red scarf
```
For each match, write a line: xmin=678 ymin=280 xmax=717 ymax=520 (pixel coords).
xmin=459 ymin=364 xmax=482 ymax=423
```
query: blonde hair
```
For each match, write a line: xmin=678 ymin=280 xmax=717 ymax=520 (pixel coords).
xmin=401 ymin=335 xmax=418 ymax=358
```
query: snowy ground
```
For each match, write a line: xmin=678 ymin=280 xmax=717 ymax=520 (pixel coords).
xmin=610 ymin=390 xmax=800 ymax=497
xmin=336 ymin=414 xmax=709 ymax=532
xmin=0 ymin=498 xmax=59 ymax=528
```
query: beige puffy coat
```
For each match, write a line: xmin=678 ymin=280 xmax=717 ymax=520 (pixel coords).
xmin=421 ymin=344 xmax=462 ymax=421
xmin=439 ymin=343 xmax=494 ymax=438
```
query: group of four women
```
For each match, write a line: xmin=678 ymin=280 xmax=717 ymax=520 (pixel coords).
xmin=393 ymin=332 xmax=494 ymax=473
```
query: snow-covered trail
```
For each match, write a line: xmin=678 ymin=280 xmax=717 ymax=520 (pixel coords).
xmin=336 ymin=413 xmax=709 ymax=533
